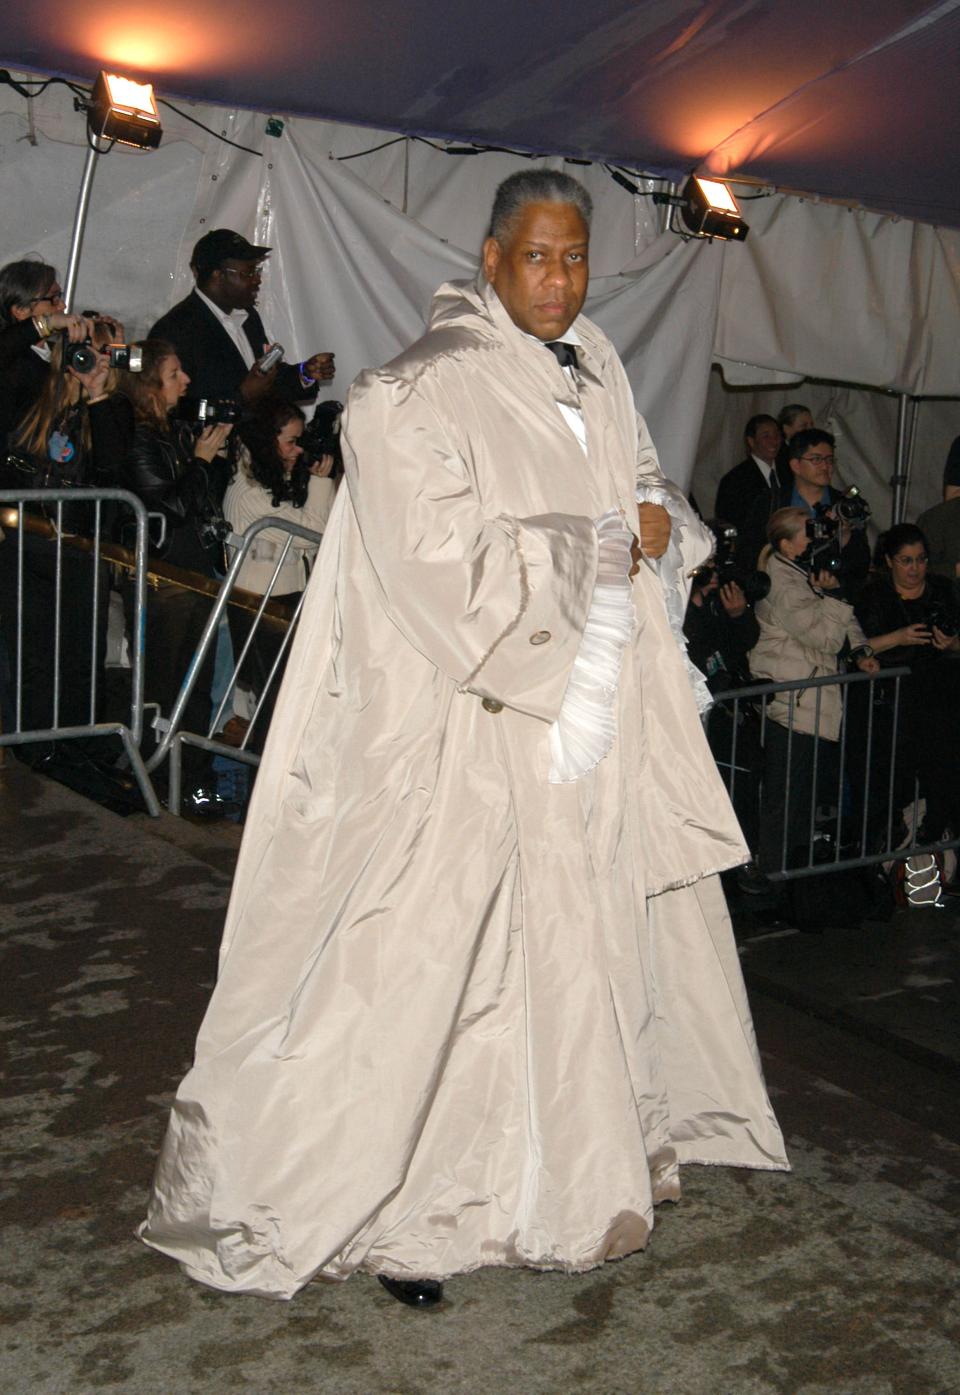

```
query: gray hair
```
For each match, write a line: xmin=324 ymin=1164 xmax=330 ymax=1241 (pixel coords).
xmin=488 ymin=170 xmax=593 ymax=242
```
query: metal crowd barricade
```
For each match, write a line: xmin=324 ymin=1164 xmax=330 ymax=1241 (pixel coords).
xmin=145 ymin=515 xmax=323 ymax=815
xmin=0 ymin=487 xmax=160 ymax=816
xmin=709 ymin=667 xmax=960 ymax=881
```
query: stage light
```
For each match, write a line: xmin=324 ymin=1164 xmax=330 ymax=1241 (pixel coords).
xmin=87 ymin=71 xmax=162 ymax=149
xmin=677 ymin=176 xmax=749 ymax=241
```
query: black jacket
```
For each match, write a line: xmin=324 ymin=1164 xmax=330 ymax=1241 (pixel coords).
xmin=123 ymin=417 xmax=220 ymax=574
xmin=148 ymin=291 xmax=318 ymax=410
xmin=0 ymin=318 xmax=53 ymax=453
xmin=714 ymin=456 xmax=774 ymax=534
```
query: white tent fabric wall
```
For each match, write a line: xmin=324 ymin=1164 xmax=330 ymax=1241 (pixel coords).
xmin=1 ymin=72 xmax=957 ymax=506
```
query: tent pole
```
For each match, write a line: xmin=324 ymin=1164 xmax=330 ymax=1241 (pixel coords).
xmin=891 ymin=392 xmax=912 ymax=525
xmin=63 ymin=143 xmax=100 ymax=312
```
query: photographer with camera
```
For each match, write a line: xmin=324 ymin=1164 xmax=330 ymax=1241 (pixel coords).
xmin=684 ymin=535 xmax=763 ymax=847
xmin=117 ymin=339 xmax=234 ymax=815
xmin=222 ymin=397 xmax=337 ymax=749
xmin=749 ymin=507 xmax=879 ymax=879
xmin=0 ymin=259 xmax=92 ymax=454
xmin=149 ymin=230 xmax=334 ymax=503
xmin=853 ymin=523 xmax=960 ymax=844
xmin=739 ymin=429 xmax=871 ymax=592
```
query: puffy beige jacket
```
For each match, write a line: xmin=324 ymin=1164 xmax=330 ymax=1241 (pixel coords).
xmin=749 ymin=552 xmax=869 ymax=739
xmin=223 ymin=461 xmax=335 ymax=595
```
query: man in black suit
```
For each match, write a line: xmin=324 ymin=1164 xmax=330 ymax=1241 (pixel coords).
xmin=148 ymin=228 xmax=335 ymax=416
xmin=714 ymin=414 xmax=781 ymax=535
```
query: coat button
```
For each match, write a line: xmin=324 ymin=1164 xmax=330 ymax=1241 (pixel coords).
xmin=529 ymin=630 xmax=551 ymax=645
xmin=481 ymin=697 xmax=503 ymax=714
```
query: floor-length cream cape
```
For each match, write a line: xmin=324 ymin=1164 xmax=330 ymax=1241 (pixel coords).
xmin=139 ymin=277 xmax=788 ymax=1298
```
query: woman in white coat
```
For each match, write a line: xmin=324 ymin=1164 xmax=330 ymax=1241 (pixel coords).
xmin=223 ymin=399 xmax=336 ymax=746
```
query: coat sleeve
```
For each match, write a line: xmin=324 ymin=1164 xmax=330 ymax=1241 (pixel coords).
xmin=766 ymin=565 xmax=862 ymax=654
xmin=341 ymin=370 xmax=599 ymax=724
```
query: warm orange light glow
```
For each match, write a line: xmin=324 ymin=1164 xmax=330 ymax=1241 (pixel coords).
xmin=103 ymin=73 xmax=158 ymax=119
xmin=693 ymin=177 xmax=739 ymax=214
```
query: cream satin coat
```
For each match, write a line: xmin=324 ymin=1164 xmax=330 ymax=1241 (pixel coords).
xmin=139 ymin=277 xmax=788 ymax=1298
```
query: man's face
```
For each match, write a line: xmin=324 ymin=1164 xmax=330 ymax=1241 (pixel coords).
xmin=791 ymin=442 xmax=834 ymax=492
xmin=747 ymin=421 xmax=781 ymax=465
xmin=210 ymin=258 xmax=264 ymax=312
xmin=482 ymin=201 xmax=589 ymax=341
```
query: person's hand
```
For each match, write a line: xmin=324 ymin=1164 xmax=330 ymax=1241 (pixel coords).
xmin=69 ymin=350 xmax=111 ymax=399
xmin=303 ymin=352 xmax=335 ymax=383
xmin=239 ymin=362 xmax=278 ymax=404
xmin=931 ymin=625 xmax=960 ymax=652
xmin=309 ymin=453 xmax=335 ymax=478
xmin=856 ymin=655 xmax=880 ymax=674
xmin=814 ymin=568 xmax=841 ymax=590
xmin=896 ymin=622 xmax=933 ymax=647
xmin=637 ymin=503 xmax=671 ymax=559
xmin=717 ymin=580 xmax=747 ymax=618
xmin=46 ymin=311 xmax=93 ymax=342
xmin=193 ymin=423 xmax=233 ymax=462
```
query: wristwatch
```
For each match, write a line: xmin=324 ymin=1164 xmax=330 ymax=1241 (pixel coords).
xmin=850 ymin=644 xmax=875 ymax=662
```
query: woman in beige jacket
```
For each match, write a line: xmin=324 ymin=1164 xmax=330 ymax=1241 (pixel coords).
xmin=750 ymin=507 xmax=878 ymax=872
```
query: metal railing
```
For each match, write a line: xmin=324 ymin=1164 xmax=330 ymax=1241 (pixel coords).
xmin=710 ymin=666 xmax=959 ymax=881
xmin=145 ymin=515 xmax=322 ymax=814
xmin=0 ymin=488 xmax=160 ymax=815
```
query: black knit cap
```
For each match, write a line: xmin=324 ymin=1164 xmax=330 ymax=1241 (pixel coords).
xmin=191 ymin=229 xmax=270 ymax=279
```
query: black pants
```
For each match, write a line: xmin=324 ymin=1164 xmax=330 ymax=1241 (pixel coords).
xmin=0 ymin=530 xmax=109 ymax=762
xmin=226 ymin=591 xmax=299 ymax=755
xmin=758 ymin=721 xmax=839 ymax=873
xmin=124 ymin=580 xmax=217 ymax=788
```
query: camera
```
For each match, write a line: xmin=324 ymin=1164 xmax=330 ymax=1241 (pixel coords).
xmin=176 ymin=397 xmax=242 ymax=426
xmin=924 ymin=598 xmax=960 ymax=638
xmin=198 ymin=515 xmax=232 ymax=550
xmin=834 ymin=485 xmax=871 ymax=526
xmin=256 ymin=342 xmax=284 ymax=374
xmin=802 ymin=514 xmax=842 ymax=576
xmin=61 ymin=336 xmax=142 ymax=374
xmin=694 ymin=521 xmax=770 ymax=605
xmin=300 ymin=398 xmax=344 ymax=473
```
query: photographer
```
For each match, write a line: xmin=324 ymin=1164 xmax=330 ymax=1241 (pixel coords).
xmin=0 ymin=301 xmax=132 ymax=763
xmin=685 ymin=549 xmax=762 ymax=845
xmin=222 ymin=397 xmax=336 ymax=749
xmin=854 ymin=524 xmax=960 ymax=843
xmin=117 ymin=339 xmax=234 ymax=816
xmin=739 ymin=429 xmax=871 ymax=591
xmin=749 ymin=507 xmax=879 ymax=875
xmin=0 ymin=259 xmax=91 ymax=453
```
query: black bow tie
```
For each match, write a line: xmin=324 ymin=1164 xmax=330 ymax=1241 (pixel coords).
xmin=544 ymin=340 xmax=579 ymax=370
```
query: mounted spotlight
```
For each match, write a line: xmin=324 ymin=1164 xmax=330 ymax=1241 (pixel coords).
xmin=62 ymin=71 xmax=163 ymax=309
xmin=677 ymin=176 xmax=748 ymax=241
xmin=87 ymin=71 xmax=162 ymax=149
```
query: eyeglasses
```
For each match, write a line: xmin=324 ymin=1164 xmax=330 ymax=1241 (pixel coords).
xmin=27 ymin=285 xmax=63 ymax=305
xmin=799 ymin=454 xmax=834 ymax=465
xmin=220 ymin=266 xmax=263 ymax=281
xmin=895 ymin=554 xmax=928 ymax=565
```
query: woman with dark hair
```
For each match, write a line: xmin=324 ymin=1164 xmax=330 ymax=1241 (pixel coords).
xmin=222 ymin=397 xmax=335 ymax=746
xmin=0 ymin=259 xmax=90 ymax=453
xmin=117 ymin=339 xmax=234 ymax=814
xmin=854 ymin=523 xmax=960 ymax=841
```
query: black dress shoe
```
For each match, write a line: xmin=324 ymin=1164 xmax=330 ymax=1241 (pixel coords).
xmin=377 ymin=1275 xmax=443 ymax=1308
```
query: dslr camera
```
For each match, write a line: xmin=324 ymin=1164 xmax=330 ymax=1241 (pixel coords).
xmin=62 ymin=337 xmax=143 ymax=375
xmin=693 ymin=521 xmax=770 ymax=605
xmin=802 ymin=487 xmax=871 ymax=578
xmin=924 ymin=597 xmax=960 ymax=638
xmin=300 ymin=398 xmax=344 ymax=474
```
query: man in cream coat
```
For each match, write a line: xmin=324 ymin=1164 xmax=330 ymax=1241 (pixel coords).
xmin=140 ymin=171 xmax=788 ymax=1308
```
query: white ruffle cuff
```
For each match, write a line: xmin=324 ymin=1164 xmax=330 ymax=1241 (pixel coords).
xmin=548 ymin=509 xmax=636 ymax=783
